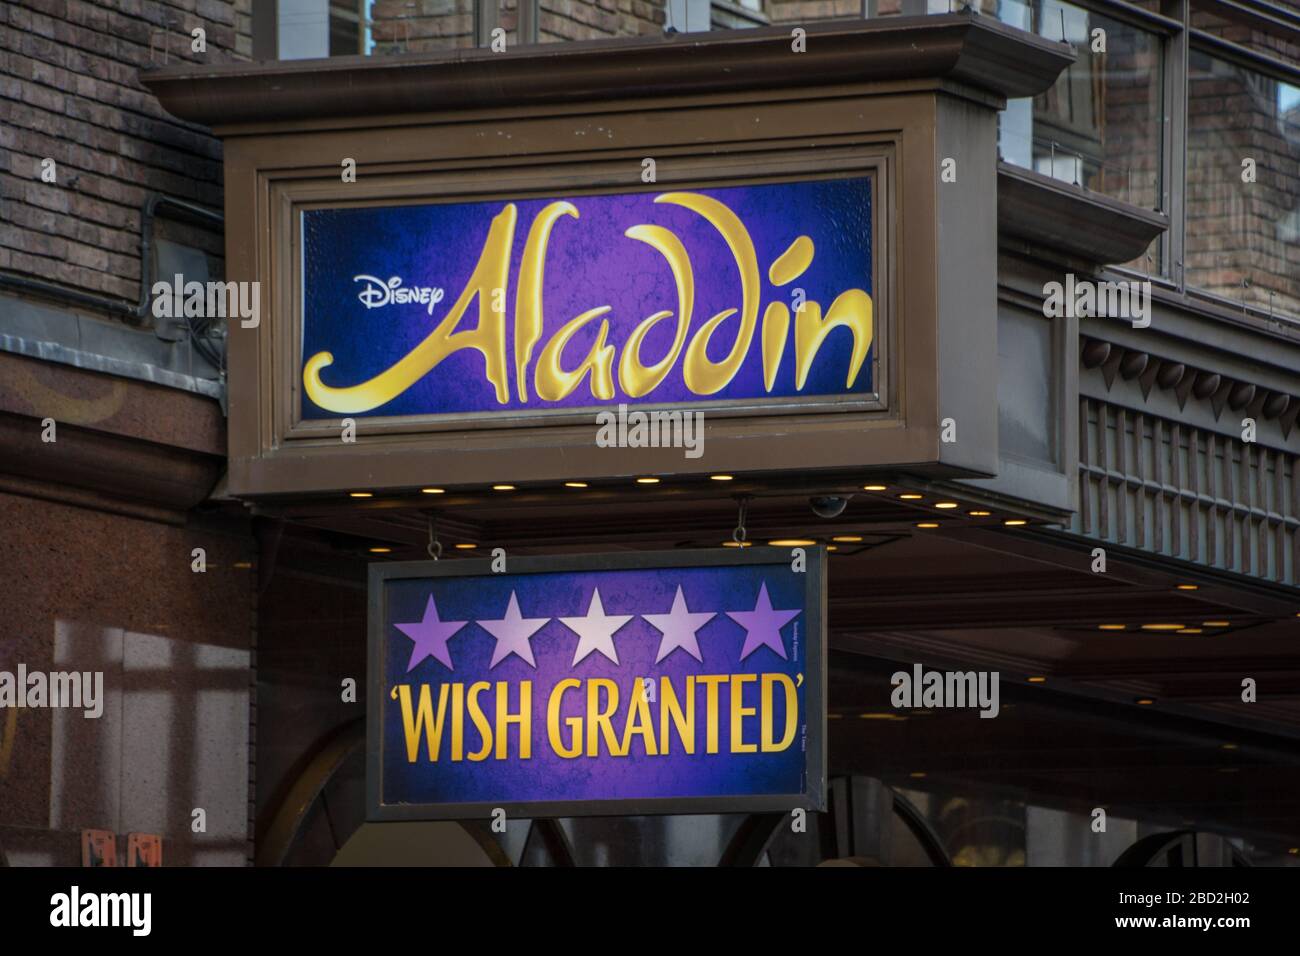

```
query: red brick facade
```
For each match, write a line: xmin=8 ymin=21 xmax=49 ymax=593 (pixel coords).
xmin=0 ymin=0 xmax=252 ymax=304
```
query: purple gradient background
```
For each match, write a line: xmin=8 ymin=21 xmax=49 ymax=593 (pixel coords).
xmin=302 ymin=177 xmax=872 ymax=419
xmin=380 ymin=563 xmax=811 ymax=808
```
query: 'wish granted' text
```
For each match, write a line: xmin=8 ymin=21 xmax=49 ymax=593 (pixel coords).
xmin=392 ymin=673 xmax=801 ymax=761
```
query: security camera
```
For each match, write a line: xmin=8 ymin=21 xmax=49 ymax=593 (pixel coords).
xmin=809 ymin=495 xmax=850 ymax=519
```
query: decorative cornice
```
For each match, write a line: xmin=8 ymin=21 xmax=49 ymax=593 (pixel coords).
xmin=1080 ymin=336 xmax=1300 ymax=439
xmin=998 ymin=162 xmax=1169 ymax=268
xmin=140 ymin=13 xmax=1074 ymax=128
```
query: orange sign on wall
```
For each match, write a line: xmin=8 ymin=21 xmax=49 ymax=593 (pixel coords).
xmin=126 ymin=832 xmax=163 ymax=867
xmin=81 ymin=829 xmax=116 ymax=867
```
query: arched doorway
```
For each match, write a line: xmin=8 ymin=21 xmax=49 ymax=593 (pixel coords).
xmin=259 ymin=729 xmax=946 ymax=867
xmin=1114 ymin=830 xmax=1252 ymax=867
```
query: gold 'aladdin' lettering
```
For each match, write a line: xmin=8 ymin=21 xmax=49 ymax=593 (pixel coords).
xmin=302 ymin=192 xmax=872 ymax=414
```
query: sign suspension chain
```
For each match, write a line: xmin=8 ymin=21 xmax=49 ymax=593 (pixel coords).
xmin=732 ymin=494 xmax=752 ymax=547
xmin=425 ymin=511 xmax=442 ymax=561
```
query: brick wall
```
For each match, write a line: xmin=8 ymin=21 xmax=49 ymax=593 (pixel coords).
xmin=1193 ymin=2 xmax=1300 ymax=70
xmin=5 ymin=1 xmax=1298 ymax=323
xmin=369 ymin=0 xmax=475 ymax=52
xmin=1182 ymin=9 xmax=1300 ymax=318
xmin=538 ymin=0 xmax=662 ymax=41
xmin=0 ymin=0 xmax=251 ymax=308
xmin=769 ymin=0 xmax=863 ymax=21
xmin=369 ymin=0 xmax=664 ymax=50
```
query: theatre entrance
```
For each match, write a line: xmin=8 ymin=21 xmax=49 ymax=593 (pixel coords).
xmin=251 ymin=485 xmax=1300 ymax=866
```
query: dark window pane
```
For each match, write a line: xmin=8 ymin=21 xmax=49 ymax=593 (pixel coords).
xmin=998 ymin=1 xmax=1164 ymax=219
xmin=330 ymin=1 xmax=362 ymax=56
xmin=1192 ymin=1 xmax=1300 ymax=71
xmin=1186 ymin=50 xmax=1300 ymax=319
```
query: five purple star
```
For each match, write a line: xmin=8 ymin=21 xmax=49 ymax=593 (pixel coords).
xmin=394 ymin=595 xmax=468 ymax=672
xmin=395 ymin=580 xmax=802 ymax=668
xmin=560 ymin=588 xmax=633 ymax=666
xmin=726 ymin=582 xmax=801 ymax=661
xmin=644 ymin=585 xmax=715 ymax=664
xmin=479 ymin=591 xmax=550 ymax=669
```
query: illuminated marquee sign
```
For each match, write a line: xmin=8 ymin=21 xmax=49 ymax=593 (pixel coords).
xmin=367 ymin=549 xmax=826 ymax=819
xmin=302 ymin=177 xmax=873 ymax=421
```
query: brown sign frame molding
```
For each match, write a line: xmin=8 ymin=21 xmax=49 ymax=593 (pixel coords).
xmin=365 ymin=546 xmax=828 ymax=821
xmin=143 ymin=15 xmax=1075 ymax=498
xmin=279 ymin=155 xmax=891 ymax=439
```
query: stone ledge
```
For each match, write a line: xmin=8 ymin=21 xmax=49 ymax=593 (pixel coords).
xmin=998 ymin=162 xmax=1169 ymax=268
xmin=142 ymin=13 xmax=1075 ymax=127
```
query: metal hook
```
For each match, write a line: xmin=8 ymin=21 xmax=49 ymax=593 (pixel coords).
xmin=149 ymin=28 xmax=169 ymax=65
xmin=732 ymin=495 xmax=752 ymax=545
xmin=426 ymin=513 xmax=442 ymax=561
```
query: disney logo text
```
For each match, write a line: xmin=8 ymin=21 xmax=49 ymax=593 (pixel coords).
xmin=354 ymin=275 xmax=446 ymax=315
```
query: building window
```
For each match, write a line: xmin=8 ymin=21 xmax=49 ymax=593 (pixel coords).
xmin=863 ymin=3 xmax=1166 ymax=268
xmin=665 ymin=0 xmax=711 ymax=32
xmin=1190 ymin=0 xmax=1300 ymax=71
xmin=712 ymin=0 xmax=769 ymax=30
xmin=864 ymin=1 xmax=953 ymax=14
xmin=1185 ymin=49 xmax=1300 ymax=319
xmin=996 ymin=1 xmax=1164 ymax=218
xmin=329 ymin=1 xmax=372 ymax=56
xmin=268 ymin=0 xmax=374 ymax=60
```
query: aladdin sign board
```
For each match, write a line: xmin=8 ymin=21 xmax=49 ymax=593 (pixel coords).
xmin=164 ymin=36 xmax=1024 ymax=495
xmin=301 ymin=178 xmax=875 ymax=421
xmin=367 ymin=548 xmax=826 ymax=818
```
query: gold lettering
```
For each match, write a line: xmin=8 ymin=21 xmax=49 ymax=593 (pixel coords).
xmin=466 ymin=681 xmax=493 ymax=761
xmin=659 ymin=676 xmax=695 ymax=755
xmin=761 ymin=302 xmax=789 ymax=393
xmin=730 ymin=673 xmax=757 ymax=754
xmin=769 ymin=236 xmax=813 ymax=287
xmin=306 ymin=196 xmax=873 ymax=412
xmin=795 ymin=289 xmax=873 ymax=391
xmin=495 ymin=680 xmax=531 ymax=759
xmin=450 ymin=682 xmax=465 ymax=761
xmin=618 ymin=225 xmax=693 ymax=398
xmin=619 ymin=677 xmax=659 ymax=756
xmin=586 ymin=678 xmax=622 ymax=756
xmin=533 ymin=307 xmax=616 ymax=401
xmin=761 ymin=673 xmax=798 ymax=752
xmin=547 ymin=678 xmax=583 ymax=759
xmin=397 ymin=683 xmax=449 ymax=763
xmin=515 ymin=202 xmax=578 ymax=402
xmin=761 ymin=236 xmax=812 ymax=391
xmin=303 ymin=204 xmax=516 ymax=412
xmin=661 ymin=193 xmax=761 ymax=396
xmin=696 ymin=674 xmax=727 ymax=755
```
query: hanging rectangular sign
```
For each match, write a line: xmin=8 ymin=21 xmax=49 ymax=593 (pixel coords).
xmin=301 ymin=177 xmax=874 ymax=422
xmin=367 ymin=548 xmax=826 ymax=820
